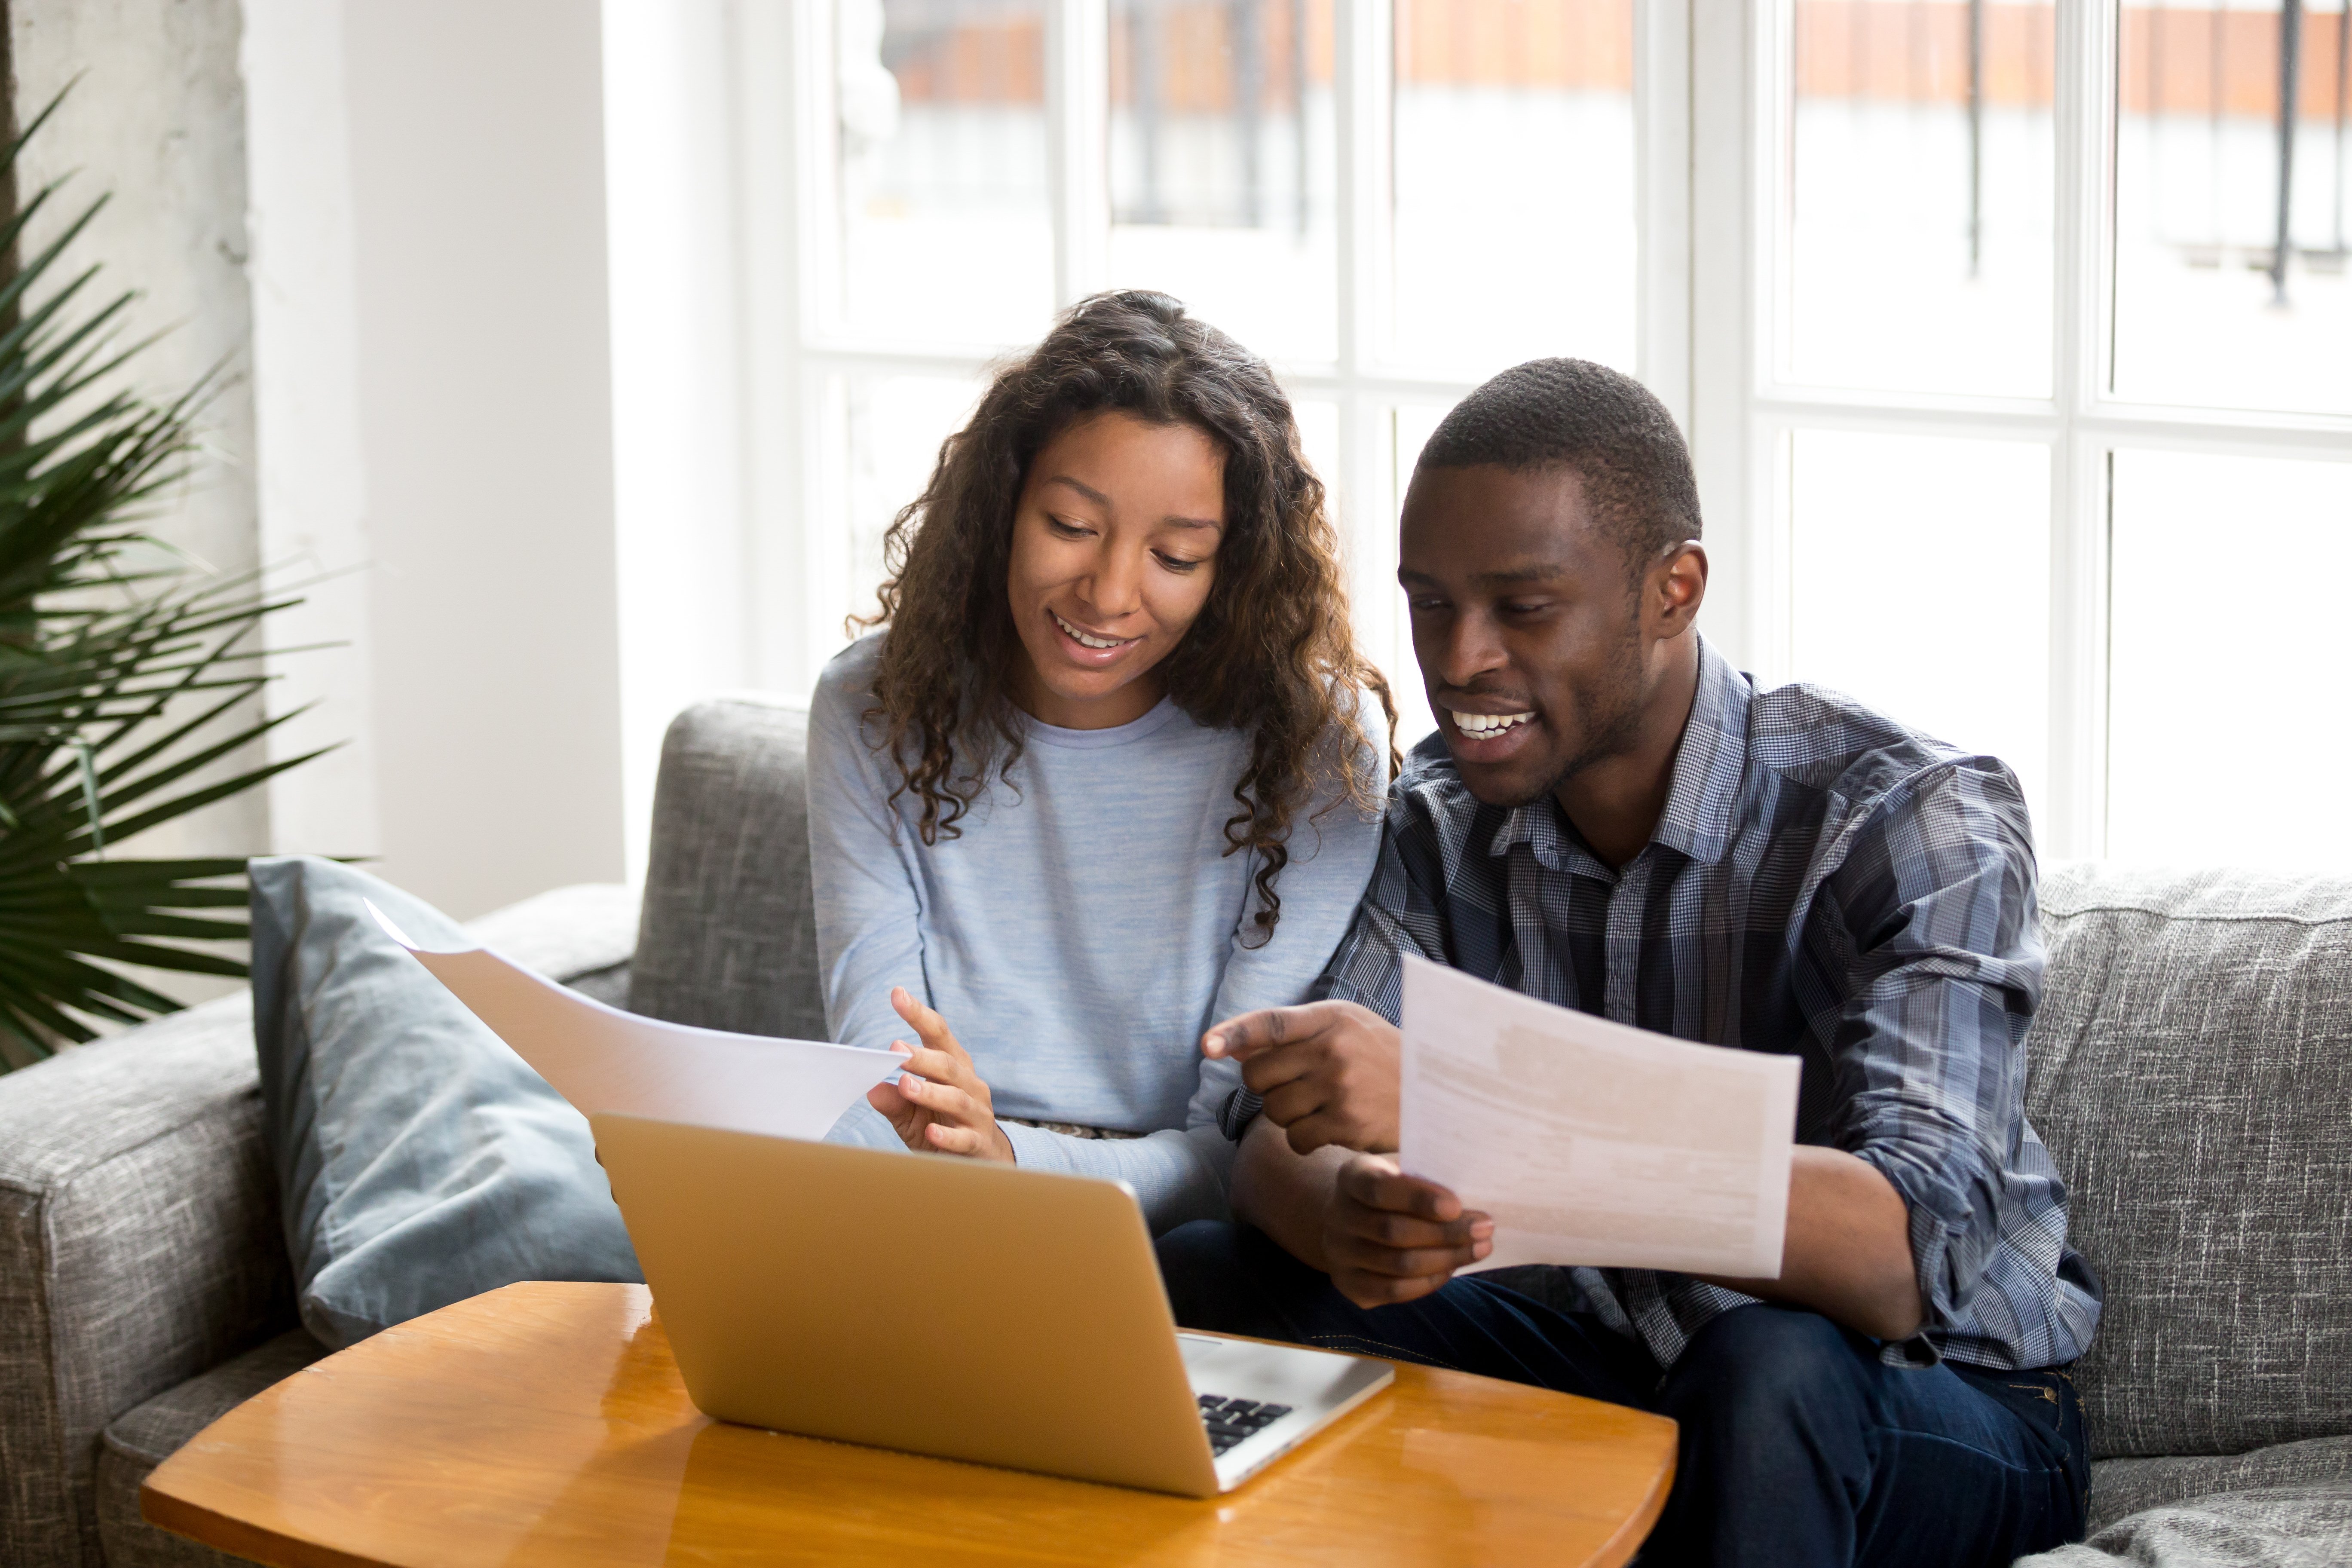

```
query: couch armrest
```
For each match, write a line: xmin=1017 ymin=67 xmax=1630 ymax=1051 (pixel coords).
xmin=0 ymin=880 xmax=638 ymax=1567
xmin=0 ymin=994 xmax=290 ymax=1568
xmin=466 ymin=881 xmax=639 ymax=1007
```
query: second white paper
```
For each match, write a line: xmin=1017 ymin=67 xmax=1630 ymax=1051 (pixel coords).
xmin=1399 ymin=954 xmax=1800 ymax=1280
xmin=368 ymin=900 xmax=906 ymax=1143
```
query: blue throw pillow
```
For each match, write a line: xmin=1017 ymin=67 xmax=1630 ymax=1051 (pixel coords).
xmin=250 ymin=855 xmax=640 ymax=1348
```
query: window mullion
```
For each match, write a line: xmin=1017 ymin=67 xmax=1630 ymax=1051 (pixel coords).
xmin=1635 ymin=0 xmax=1694 ymax=432
xmin=2045 ymin=0 xmax=2119 ymax=860
xmin=1334 ymin=0 xmax=1398 ymax=695
xmin=1046 ymin=0 xmax=1109 ymax=310
xmin=1689 ymin=0 xmax=1761 ymax=674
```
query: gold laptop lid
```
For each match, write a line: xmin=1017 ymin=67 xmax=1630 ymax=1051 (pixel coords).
xmin=590 ymin=1113 xmax=1222 ymax=1498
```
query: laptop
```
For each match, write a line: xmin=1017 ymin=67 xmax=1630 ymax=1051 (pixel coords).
xmin=589 ymin=1111 xmax=1393 ymax=1498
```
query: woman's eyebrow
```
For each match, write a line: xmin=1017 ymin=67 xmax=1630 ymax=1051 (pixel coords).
xmin=1039 ymin=474 xmax=1111 ymax=506
xmin=1161 ymin=514 xmax=1222 ymax=533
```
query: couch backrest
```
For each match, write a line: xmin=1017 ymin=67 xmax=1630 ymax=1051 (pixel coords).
xmin=2026 ymin=863 xmax=2352 ymax=1460
xmin=628 ymin=698 xmax=827 ymax=1041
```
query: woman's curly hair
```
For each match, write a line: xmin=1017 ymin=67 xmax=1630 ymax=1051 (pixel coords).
xmin=856 ymin=290 xmax=1397 ymax=943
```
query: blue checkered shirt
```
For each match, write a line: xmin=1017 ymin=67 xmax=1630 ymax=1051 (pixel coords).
xmin=1307 ymin=637 xmax=2101 ymax=1372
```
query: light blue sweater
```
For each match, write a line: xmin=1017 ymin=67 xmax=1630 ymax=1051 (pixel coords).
xmin=806 ymin=633 xmax=1386 ymax=1230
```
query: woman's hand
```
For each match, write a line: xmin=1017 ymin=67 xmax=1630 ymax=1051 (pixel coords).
xmin=865 ymin=986 xmax=1016 ymax=1163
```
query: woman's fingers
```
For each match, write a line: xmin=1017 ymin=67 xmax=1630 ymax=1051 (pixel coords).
xmin=865 ymin=1079 xmax=925 ymax=1144
xmin=925 ymin=1122 xmax=992 ymax=1156
xmin=890 ymin=986 xmax=973 ymax=1065
xmin=894 ymin=1072 xmax=988 ymax=1128
xmin=891 ymin=1043 xmax=976 ymax=1091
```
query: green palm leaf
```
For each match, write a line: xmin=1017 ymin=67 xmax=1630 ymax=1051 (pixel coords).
xmin=0 ymin=91 xmax=333 ymax=1070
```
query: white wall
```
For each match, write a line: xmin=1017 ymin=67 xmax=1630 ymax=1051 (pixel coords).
xmin=241 ymin=0 xmax=380 ymax=869
xmin=245 ymin=0 xmax=629 ymax=919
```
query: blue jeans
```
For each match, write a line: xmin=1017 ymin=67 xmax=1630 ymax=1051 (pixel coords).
xmin=1156 ymin=1221 xmax=2088 ymax=1568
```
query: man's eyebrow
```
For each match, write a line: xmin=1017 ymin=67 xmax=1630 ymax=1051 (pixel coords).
xmin=1039 ymin=474 xmax=1111 ymax=507
xmin=1473 ymin=561 xmax=1573 ymax=587
xmin=1396 ymin=562 xmax=1574 ymax=587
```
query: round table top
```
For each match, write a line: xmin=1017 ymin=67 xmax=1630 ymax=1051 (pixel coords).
xmin=142 ymin=1282 xmax=1675 ymax=1567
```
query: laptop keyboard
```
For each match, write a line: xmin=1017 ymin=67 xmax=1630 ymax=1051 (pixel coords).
xmin=1197 ymin=1393 xmax=1292 ymax=1456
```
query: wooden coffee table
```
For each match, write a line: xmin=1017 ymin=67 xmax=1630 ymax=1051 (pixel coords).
xmin=143 ymin=1282 xmax=1676 ymax=1566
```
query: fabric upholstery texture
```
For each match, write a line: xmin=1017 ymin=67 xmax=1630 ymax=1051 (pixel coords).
xmin=250 ymin=857 xmax=642 ymax=1349
xmin=2025 ymin=865 xmax=2352 ymax=1461
xmin=2020 ymin=1485 xmax=2352 ymax=1567
xmin=0 ymin=995 xmax=289 ymax=1568
xmin=94 ymin=1330 xmax=327 ymax=1568
xmin=2089 ymin=1438 xmax=2352 ymax=1532
xmin=628 ymin=697 xmax=827 ymax=1040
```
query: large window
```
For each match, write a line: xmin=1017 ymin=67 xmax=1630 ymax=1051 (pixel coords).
xmin=1735 ymin=0 xmax=2351 ymax=865
xmin=755 ymin=0 xmax=1679 ymax=744
xmin=735 ymin=1 xmax=2351 ymax=869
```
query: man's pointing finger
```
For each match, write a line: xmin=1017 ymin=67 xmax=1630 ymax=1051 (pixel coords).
xmin=1201 ymin=1004 xmax=1316 ymax=1062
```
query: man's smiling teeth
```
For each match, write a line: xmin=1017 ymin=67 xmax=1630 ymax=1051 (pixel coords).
xmin=1452 ymin=710 xmax=1534 ymax=736
xmin=1052 ymin=610 xmax=1132 ymax=649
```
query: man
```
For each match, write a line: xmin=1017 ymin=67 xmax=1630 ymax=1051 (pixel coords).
xmin=1159 ymin=360 xmax=2101 ymax=1567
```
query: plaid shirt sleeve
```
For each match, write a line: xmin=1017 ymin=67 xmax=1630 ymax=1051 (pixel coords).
xmin=1313 ymin=798 xmax=1453 ymax=1019
xmin=1813 ymin=756 xmax=2053 ymax=1364
xmin=1216 ymin=787 xmax=1451 ymax=1138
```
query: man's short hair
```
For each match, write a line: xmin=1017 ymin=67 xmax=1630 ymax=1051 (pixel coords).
xmin=1415 ymin=358 xmax=1702 ymax=574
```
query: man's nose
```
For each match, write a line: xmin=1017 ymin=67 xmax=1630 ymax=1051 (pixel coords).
xmin=1433 ymin=609 xmax=1509 ymax=689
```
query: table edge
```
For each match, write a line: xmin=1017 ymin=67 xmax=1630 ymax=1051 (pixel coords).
xmin=143 ymin=1482 xmax=383 ymax=1568
xmin=1591 ymin=1444 xmax=1677 ymax=1568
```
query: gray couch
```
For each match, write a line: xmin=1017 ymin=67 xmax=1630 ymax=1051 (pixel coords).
xmin=2 ymin=696 xmax=2346 ymax=1566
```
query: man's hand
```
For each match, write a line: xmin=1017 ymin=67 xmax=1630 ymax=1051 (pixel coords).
xmin=1322 ymin=1155 xmax=1492 ymax=1308
xmin=1201 ymin=1000 xmax=1401 ymax=1153
xmin=866 ymin=986 xmax=1016 ymax=1163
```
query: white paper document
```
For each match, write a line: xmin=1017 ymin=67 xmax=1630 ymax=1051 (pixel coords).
xmin=368 ymin=900 xmax=905 ymax=1142
xmin=1399 ymin=955 xmax=1801 ymax=1280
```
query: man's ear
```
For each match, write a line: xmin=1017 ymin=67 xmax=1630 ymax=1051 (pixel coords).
xmin=1648 ymin=542 xmax=1708 ymax=637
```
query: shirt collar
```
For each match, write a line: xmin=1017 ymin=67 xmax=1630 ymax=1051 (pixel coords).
xmin=1650 ymin=636 xmax=1749 ymax=866
xmin=1483 ymin=635 xmax=1750 ymax=871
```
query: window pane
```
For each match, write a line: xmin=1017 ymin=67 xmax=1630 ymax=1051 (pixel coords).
xmin=2113 ymin=3 xmax=2352 ymax=416
xmin=817 ymin=373 xmax=984 ymax=664
xmin=2108 ymin=451 xmax=2352 ymax=868
xmin=1785 ymin=0 xmax=2057 ymax=396
xmin=1787 ymin=430 xmax=2051 ymax=824
xmin=1391 ymin=0 xmax=1638 ymax=376
xmin=1109 ymin=0 xmax=1338 ymax=363
xmin=1378 ymin=404 xmax=1451 ymax=747
xmin=833 ymin=1 xmax=1054 ymax=347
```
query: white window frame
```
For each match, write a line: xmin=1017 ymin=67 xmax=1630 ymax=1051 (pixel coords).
xmin=1689 ymin=0 xmax=2352 ymax=861
xmin=732 ymin=0 xmax=1694 ymax=719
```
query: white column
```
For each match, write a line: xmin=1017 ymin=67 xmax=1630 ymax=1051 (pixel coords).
xmin=242 ymin=0 xmax=383 ymax=866
xmin=601 ymin=0 xmax=756 ymax=885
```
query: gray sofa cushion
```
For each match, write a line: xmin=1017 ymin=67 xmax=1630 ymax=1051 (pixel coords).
xmin=628 ymin=697 xmax=827 ymax=1040
xmin=2091 ymin=1439 xmax=2352 ymax=1533
xmin=2021 ymin=1485 xmax=2352 ymax=1567
xmin=2026 ymin=866 xmax=2352 ymax=1460
xmin=95 ymin=1329 xmax=328 ymax=1568
xmin=251 ymin=856 xmax=640 ymax=1349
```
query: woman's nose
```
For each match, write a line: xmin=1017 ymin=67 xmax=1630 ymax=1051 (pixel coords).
xmin=1079 ymin=548 xmax=1147 ymax=618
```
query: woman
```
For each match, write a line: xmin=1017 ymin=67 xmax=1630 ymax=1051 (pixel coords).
xmin=806 ymin=290 xmax=1396 ymax=1234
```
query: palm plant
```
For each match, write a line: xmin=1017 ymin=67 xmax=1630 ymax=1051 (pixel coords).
xmin=0 ymin=98 xmax=326 ymax=1070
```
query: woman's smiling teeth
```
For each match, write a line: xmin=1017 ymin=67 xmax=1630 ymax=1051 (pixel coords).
xmin=1052 ymin=610 xmax=1134 ymax=650
xmin=1452 ymin=710 xmax=1534 ymax=736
